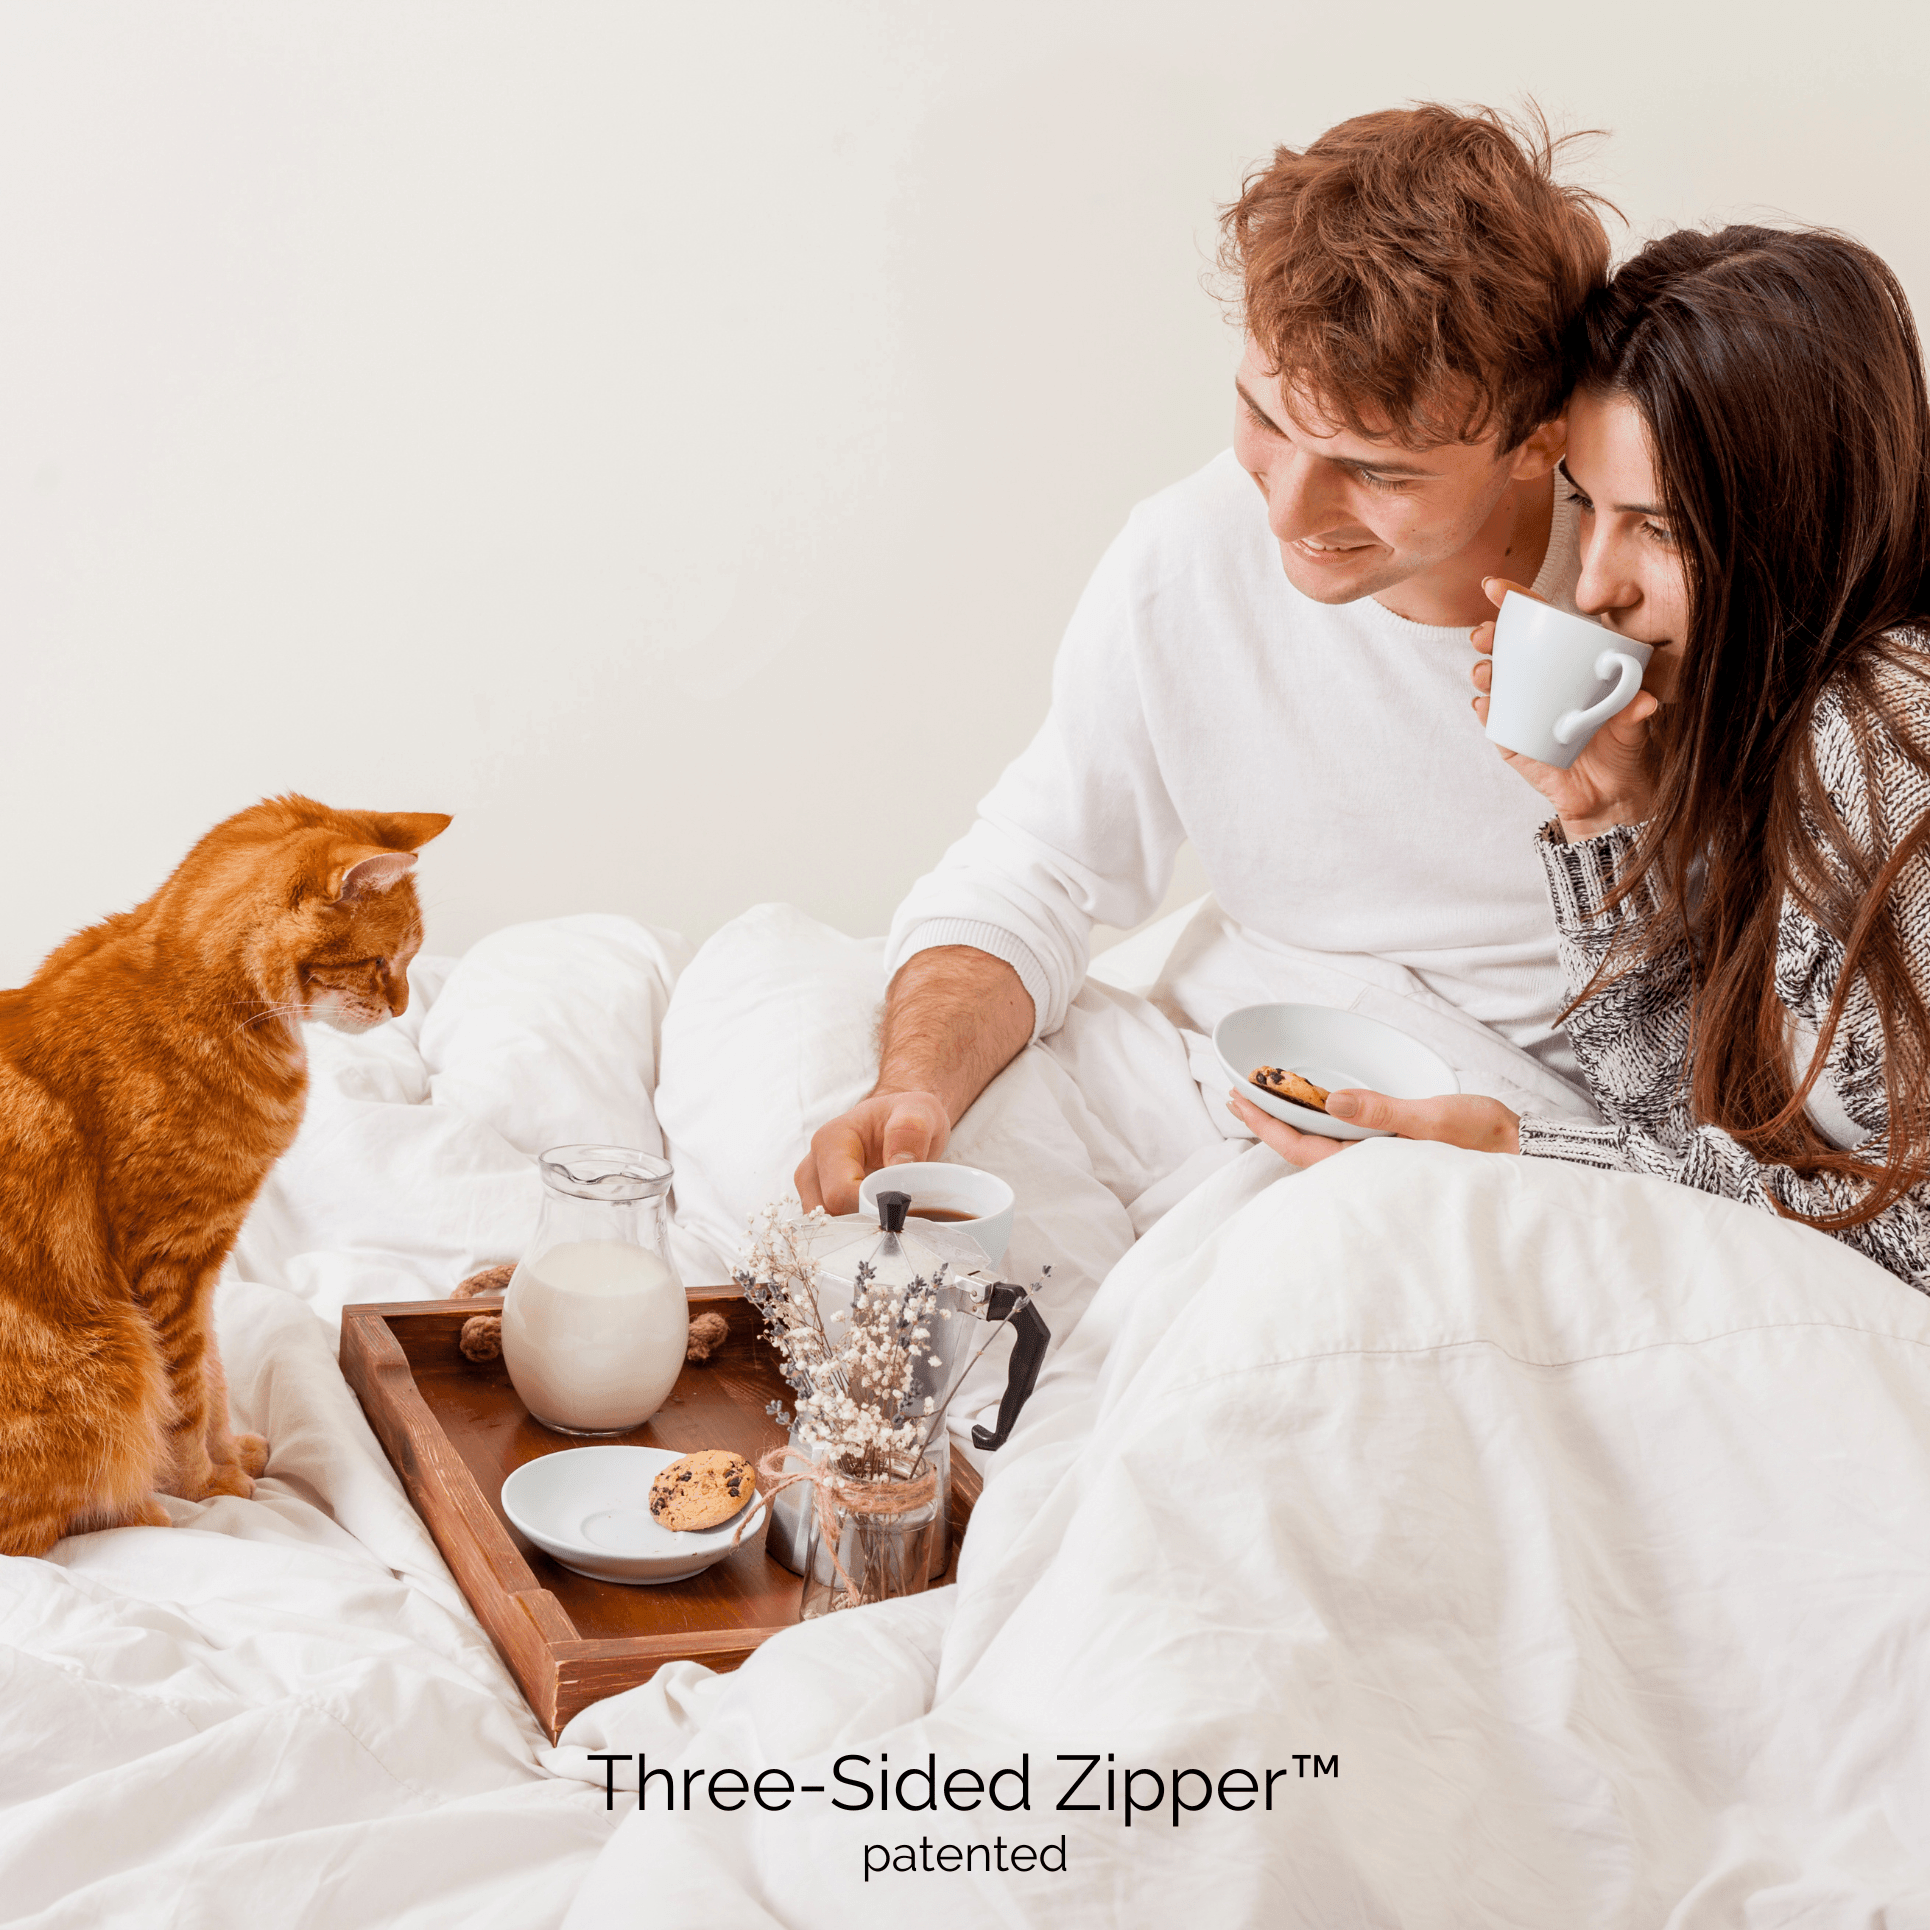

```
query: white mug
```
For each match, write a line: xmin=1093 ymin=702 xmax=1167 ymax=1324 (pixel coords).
xmin=1484 ymin=592 xmax=1654 ymax=770
xmin=856 ymin=1161 xmax=1014 ymax=1266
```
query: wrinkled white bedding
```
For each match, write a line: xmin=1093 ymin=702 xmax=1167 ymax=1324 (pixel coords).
xmin=0 ymin=907 xmax=1185 ymax=1929
xmin=1 ymin=1275 xmax=610 ymax=1929
xmin=5 ymin=912 xmax=1929 ymax=1927
xmin=565 ymin=1143 xmax=1930 ymax=1927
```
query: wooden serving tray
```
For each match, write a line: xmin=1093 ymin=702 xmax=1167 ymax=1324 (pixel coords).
xmin=339 ymin=1286 xmax=981 ymax=1742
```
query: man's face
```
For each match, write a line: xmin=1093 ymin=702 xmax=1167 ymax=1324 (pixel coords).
xmin=1232 ymin=338 xmax=1539 ymax=608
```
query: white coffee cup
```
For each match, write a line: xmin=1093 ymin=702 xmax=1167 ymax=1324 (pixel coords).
xmin=1484 ymin=592 xmax=1654 ymax=770
xmin=856 ymin=1161 xmax=1015 ymax=1266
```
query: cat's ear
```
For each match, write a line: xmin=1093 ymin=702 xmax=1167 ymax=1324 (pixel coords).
xmin=370 ymin=812 xmax=452 ymax=851
xmin=330 ymin=848 xmax=418 ymax=903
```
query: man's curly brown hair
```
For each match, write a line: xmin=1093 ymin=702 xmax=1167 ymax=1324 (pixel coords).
xmin=1220 ymin=103 xmax=1614 ymax=451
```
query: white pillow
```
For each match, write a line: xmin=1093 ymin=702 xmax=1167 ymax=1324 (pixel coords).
xmin=656 ymin=903 xmax=885 ymax=1282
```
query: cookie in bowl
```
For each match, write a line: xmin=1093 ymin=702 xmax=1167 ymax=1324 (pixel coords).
xmin=1251 ymin=1066 xmax=1330 ymax=1113
xmin=649 ymin=1450 xmax=757 ymax=1531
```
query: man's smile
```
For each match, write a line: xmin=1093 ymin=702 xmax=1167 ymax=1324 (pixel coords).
xmin=1290 ymin=534 xmax=1379 ymax=558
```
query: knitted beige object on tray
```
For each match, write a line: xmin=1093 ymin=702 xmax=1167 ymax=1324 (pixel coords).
xmin=685 ymin=1311 xmax=729 ymax=1361
xmin=454 ymin=1263 xmax=514 ymax=1361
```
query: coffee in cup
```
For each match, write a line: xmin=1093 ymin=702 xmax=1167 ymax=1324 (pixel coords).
xmin=856 ymin=1162 xmax=1015 ymax=1265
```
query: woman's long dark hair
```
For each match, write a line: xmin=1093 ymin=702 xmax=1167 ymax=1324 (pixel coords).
xmin=1579 ymin=226 xmax=1930 ymax=1226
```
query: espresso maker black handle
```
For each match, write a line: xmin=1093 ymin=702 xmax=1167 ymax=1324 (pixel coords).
xmin=970 ymin=1286 xmax=1051 ymax=1452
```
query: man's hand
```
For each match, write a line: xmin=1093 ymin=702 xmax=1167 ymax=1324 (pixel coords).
xmin=795 ymin=1089 xmax=952 ymax=1214
xmin=1229 ymin=1087 xmax=1521 ymax=1164
xmin=792 ymin=946 xmax=1035 ymax=1216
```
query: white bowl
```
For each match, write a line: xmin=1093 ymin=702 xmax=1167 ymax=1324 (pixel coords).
xmin=857 ymin=1161 xmax=1014 ymax=1266
xmin=1213 ymin=1003 xmax=1458 ymax=1142
xmin=500 ymin=1446 xmax=768 ymax=1586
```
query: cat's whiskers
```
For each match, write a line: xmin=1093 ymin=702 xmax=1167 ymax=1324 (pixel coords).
xmin=233 ymin=1001 xmax=308 ymax=1036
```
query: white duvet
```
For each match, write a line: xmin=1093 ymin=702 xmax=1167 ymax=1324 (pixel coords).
xmin=565 ymin=1142 xmax=1930 ymax=1926
xmin=4 ymin=914 xmax=1930 ymax=1927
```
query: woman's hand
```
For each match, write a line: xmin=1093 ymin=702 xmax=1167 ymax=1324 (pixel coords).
xmin=1228 ymin=1089 xmax=1521 ymax=1164
xmin=1228 ymin=1091 xmax=1351 ymax=1166
xmin=1471 ymin=575 xmax=1661 ymax=840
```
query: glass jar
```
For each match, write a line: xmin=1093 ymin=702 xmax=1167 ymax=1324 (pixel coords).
xmin=771 ymin=1421 xmax=952 ymax=1582
xmin=500 ymin=1144 xmax=687 ymax=1436
xmin=798 ymin=1453 xmax=941 ymax=1619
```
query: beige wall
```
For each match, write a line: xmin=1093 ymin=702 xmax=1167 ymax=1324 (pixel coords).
xmin=2 ymin=0 xmax=1924 ymax=982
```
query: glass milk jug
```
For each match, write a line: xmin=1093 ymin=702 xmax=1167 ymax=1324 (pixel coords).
xmin=500 ymin=1145 xmax=687 ymax=1435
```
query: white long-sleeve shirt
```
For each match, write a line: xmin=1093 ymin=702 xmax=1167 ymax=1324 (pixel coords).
xmin=888 ymin=448 xmax=1589 ymax=1090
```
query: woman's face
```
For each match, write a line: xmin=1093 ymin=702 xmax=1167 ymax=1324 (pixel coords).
xmin=1565 ymin=389 xmax=1691 ymax=665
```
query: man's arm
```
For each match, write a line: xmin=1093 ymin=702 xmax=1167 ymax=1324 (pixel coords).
xmin=798 ymin=490 xmax=1183 ymax=1214
xmin=793 ymin=946 xmax=1034 ymax=1213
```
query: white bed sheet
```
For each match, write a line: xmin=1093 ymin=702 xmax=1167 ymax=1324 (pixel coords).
xmin=1 ymin=1276 xmax=613 ymax=1929
xmin=3 ymin=901 xmax=1187 ymax=1930
xmin=563 ymin=1142 xmax=1930 ymax=1926
xmin=7 ymin=908 xmax=1930 ymax=1927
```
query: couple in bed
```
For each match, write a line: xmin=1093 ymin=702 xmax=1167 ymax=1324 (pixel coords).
xmin=788 ymin=100 xmax=1930 ymax=1294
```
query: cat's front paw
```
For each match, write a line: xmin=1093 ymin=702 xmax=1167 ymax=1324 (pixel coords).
xmin=201 ymin=1463 xmax=256 ymax=1500
xmin=233 ymin=1432 xmax=269 ymax=1477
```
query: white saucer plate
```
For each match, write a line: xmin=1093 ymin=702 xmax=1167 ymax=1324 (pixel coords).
xmin=500 ymin=1445 xmax=768 ymax=1586
xmin=1213 ymin=1002 xmax=1459 ymax=1143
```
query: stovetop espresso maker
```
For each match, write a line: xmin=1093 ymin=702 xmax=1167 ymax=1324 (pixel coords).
xmin=764 ymin=1190 xmax=1050 ymax=1577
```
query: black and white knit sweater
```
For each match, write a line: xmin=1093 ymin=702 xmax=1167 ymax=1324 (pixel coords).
xmin=1515 ymin=660 xmax=1930 ymax=1294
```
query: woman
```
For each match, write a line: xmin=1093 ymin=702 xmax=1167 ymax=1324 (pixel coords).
xmin=1231 ymin=225 xmax=1930 ymax=1289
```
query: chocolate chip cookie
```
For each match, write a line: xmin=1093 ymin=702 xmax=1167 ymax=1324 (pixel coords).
xmin=1252 ymin=1065 xmax=1330 ymax=1112
xmin=649 ymin=1450 xmax=757 ymax=1532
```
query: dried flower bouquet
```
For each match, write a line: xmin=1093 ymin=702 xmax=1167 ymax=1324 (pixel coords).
xmin=734 ymin=1201 xmax=1040 ymax=1479
xmin=734 ymin=1200 xmax=1047 ymax=1614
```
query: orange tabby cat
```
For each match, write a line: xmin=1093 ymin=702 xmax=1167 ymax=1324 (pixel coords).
xmin=0 ymin=795 xmax=450 ymax=1558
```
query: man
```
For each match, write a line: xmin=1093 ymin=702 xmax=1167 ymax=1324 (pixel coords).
xmin=794 ymin=103 xmax=1612 ymax=1227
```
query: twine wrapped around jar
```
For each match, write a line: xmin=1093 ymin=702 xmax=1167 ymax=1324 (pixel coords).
xmin=737 ymin=1441 xmax=938 ymax=1605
